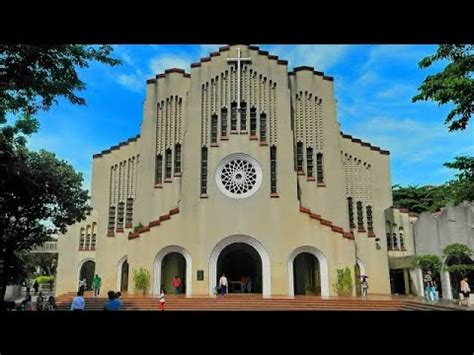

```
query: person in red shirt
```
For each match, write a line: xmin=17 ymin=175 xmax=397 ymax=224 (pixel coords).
xmin=172 ymin=276 xmax=182 ymax=296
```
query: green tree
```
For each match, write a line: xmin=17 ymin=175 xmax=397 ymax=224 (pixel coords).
xmin=392 ymin=184 xmax=450 ymax=213
xmin=443 ymin=243 xmax=474 ymax=297
xmin=412 ymin=44 xmax=474 ymax=131
xmin=24 ymin=253 xmax=58 ymax=277
xmin=413 ymin=255 xmax=442 ymax=273
xmin=0 ymin=45 xmax=120 ymax=125
xmin=0 ymin=142 xmax=91 ymax=300
xmin=0 ymin=45 xmax=120 ymax=301
xmin=133 ymin=268 xmax=151 ymax=295
xmin=444 ymin=155 xmax=474 ymax=204
xmin=333 ymin=267 xmax=353 ymax=297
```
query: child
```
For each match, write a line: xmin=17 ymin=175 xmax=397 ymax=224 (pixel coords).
xmin=159 ymin=288 xmax=166 ymax=311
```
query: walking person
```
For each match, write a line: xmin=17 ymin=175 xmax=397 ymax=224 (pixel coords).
xmin=92 ymin=274 xmax=101 ymax=297
xmin=43 ymin=296 xmax=57 ymax=311
xmin=78 ymin=278 xmax=86 ymax=294
xmin=361 ymin=276 xmax=369 ymax=297
xmin=159 ymin=288 xmax=166 ymax=311
xmin=459 ymin=276 xmax=471 ymax=307
xmin=423 ymin=271 xmax=435 ymax=302
xmin=33 ymin=280 xmax=39 ymax=295
xmin=172 ymin=276 xmax=182 ymax=296
xmin=219 ymin=273 xmax=228 ymax=297
xmin=36 ymin=292 xmax=44 ymax=311
xmin=104 ymin=291 xmax=122 ymax=310
xmin=71 ymin=289 xmax=86 ymax=311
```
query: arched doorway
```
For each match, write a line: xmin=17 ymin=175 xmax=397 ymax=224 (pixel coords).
xmin=217 ymin=243 xmax=262 ymax=293
xmin=153 ymin=246 xmax=192 ymax=297
xmin=209 ymin=235 xmax=271 ymax=297
xmin=79 ymin=260 xmax=95 ymax=291
xmin=288 ymin=246 xmax=329 ymax=297
xmin=120 ymin=260 xmax=129 ymax=292
xmin=293 ymin=253 xmax=321 ymax=295
xmin=161 ymin=252 xmax=186 ymax=294
xmin=446 ymin=253 xmax=473 ymax=299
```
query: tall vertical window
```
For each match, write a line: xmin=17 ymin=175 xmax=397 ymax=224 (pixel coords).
xmin=347 ymin=197 xmax=355 ymax=228
xmin=356 ymin=201 xmax=365 ymax=231
xmin=201 ymin=146 xmax=208 ymax=195
xmin=316 ymin=153 xmax=324 ymax=183
xmin=296 ymin=142 xmax=304 ymax=173
xmin=260 ymin=113 xmax=267 ymax=142
xmin=91 ymin=223 xmax=97 ymax=250
xmin=270 ymin=146 xmax=277 ymax=194
xmin=386 ymin=233 xmax=392 ymax=250
xmin=174 ymin=143 xmax=181 ymax=174
xmin=392 ymin=233 xmax=399 ymax=249
xmin=155 ymin=154 xmax=163 ymax=184
xmin=400 ymin=233 xmax=405 ymax=250
xmin=306 ymin=147 xmax=314 ymax=178
xmin=116 ymin=202 xmax=124 ymax=230
xmin=366 ymin=205 xmax=374 ymax=235
xmin=79 ymin=228 xmax=85 ymax=250
xmin=231 ymin=102 xmax=237 ymax=131
xmin=250 ymin=107 xmax=257 ymax=136
xmin=221 ymin=108 xmax=228 ymax=138
xmin=240 ymin=102 xmax=247 ymax=131
xmin=85 ymin=227 xmax=91 ymax=250
xmin=211 ymin=114 xmax=218 ymax=144
xmin=108 ymin=206 xmax=116 ymax=234
xmin=126 ymin=197 xmax=134 ymax=226
xmin=165 ymin=149 xmax=172 ymax=179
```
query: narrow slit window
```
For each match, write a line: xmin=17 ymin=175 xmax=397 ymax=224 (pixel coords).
xmin=116 ymin=202 xmax=124 ymax=230
xmin=366 ymin=205 xmax=374 ymax=235
xmin=347 ymin=197 xmax=355 ymax=228
xmin=126 ymin=197 xmax=134 ymax=226
xmin=306 ymin=147 xmax=314 ymax=178
xmin=250 ymin=107 xmax=257 ymax=136
xmin=386 ymin=233 xmax=392 ymax=250
xmin=356 ymin=201 xmax=364 ymax=231
xmin=165 ymin=149 xmax=172 ymax=179
xmin=296 ymin=142 xmax=304 ymax=172
xmin=231 ymin=102 xmax=237 ymax=131
xmin=316 ymin=153 xmax=324 ymax=183
xmin=79 ymin=228 xmax=85 ymax=249
xmin=211 ymin=114 xmax=218 ymax=144
xmin=155 ymin=154 xmax=163 ymax=184
xmin=260 ymin=113 xmax=267 ymax=142
xmin=201 ymin=146 xmax=208 ymax=195
xmin=240 ymin=102 xmax=247 ymax=131
xmin=174 ymin=144 xmax=181 ymax=174
xmin=270 ymin=146 xmax=277 ymax=194
xmin=108 ymin=206 xmax=116 ymax=233
xmin=221 ymin=108 xmax=228 ymax=138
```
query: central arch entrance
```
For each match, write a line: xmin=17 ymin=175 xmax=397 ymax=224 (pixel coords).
xmin=293 ymin=253 xmax=320 ymax=295
xmin=217 ymin=243 xmax=262 ymax=293
xmin=161 ymin=252 xmax=186 ymax=294
xmin=153 ymin=246 xmax=192 ymax=297
xmin=209 ymin=235 xmax=271 ymax=297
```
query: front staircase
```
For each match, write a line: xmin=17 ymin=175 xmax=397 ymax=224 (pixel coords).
xmin=56 ymin=292 xmax=460 ymax=311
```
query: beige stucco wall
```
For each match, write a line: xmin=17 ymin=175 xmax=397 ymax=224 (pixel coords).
xmin=56 ymin=45 xmax=393 ymax=297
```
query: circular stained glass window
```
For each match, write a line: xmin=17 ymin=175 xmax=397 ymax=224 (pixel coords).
xmin=215 ymin=153 xmax=263 ymax=199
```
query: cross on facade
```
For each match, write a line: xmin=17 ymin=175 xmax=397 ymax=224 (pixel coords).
xmin=227 ymin=47 xmax=251 ymax=110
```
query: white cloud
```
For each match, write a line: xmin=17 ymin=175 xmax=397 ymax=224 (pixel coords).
xmin=149 ymin=55 xmax=191 ymax=75
xmin=263 ymin=45 xmax=350 ymax=71
xmin=117 ymin=72 xmax=144 ymax=92
xmin=376 ymin=84 xmax=416 ymax=99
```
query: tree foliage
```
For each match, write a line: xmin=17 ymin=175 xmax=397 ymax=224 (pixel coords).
xmin=133 ymin=268 xmax=151 ymax=295
xmin=413 ymin=254 xmax=442 ymax=273
xmin=0 ymin=45 xmax=121 ymax=126
xmin=412 ymin=44 xmax=474 ymax=131
xmin=0 ymin=44 xmax=120 ymax=301
xmin=393 ymin=155 xmax=474 ymax=213
xmin=333 ymin=267 xmax=353 ymax=297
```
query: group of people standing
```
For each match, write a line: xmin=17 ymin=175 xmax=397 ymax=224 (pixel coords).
xmin=78 ymin=274 xmax=102 ymax=297
xmin=70 ymin=289 xmax=122 ymax=311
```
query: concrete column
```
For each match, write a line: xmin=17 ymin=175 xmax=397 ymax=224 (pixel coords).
xmin=403 ymin=269 xmax=410 ymax=295
xmin=416 ymin=268 xmax=424 ymax=297
xmin=441 ymin=271 xmax=452 ymax=300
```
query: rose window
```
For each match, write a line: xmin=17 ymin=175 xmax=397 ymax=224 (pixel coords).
xmin=215 ymin=154 xmax=262 ymax=199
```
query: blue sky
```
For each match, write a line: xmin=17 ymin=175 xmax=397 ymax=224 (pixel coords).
xmin=27 ymin=45 xmax=473 ymax=191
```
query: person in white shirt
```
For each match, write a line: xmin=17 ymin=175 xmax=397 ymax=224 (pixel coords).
xmin=219 ymin=274 xmax=228 ymax=297
xmin=460 ymin=277 xmax=471 ymax=306
xmin=159 ymin=288 xmax=166 ymax=311
xmin=71 ymin=290 xmax=85 ymax=311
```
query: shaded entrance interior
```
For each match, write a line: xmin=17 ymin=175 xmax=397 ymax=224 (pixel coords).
xmin=217 ymin=243 xmax=262 ymax=293
xmin=293 ymin=253 xmax=321 ymax=295
xmin=79 ymin=260 xmax=95 ymax=290
xmin=161 ymin=252 xmax=186 ymax=294
xmin=120 ymin=260 xmax=129 ymax=292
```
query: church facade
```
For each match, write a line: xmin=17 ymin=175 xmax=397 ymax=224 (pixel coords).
xmin=56 ymin=45 xmax=396 ymax=297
